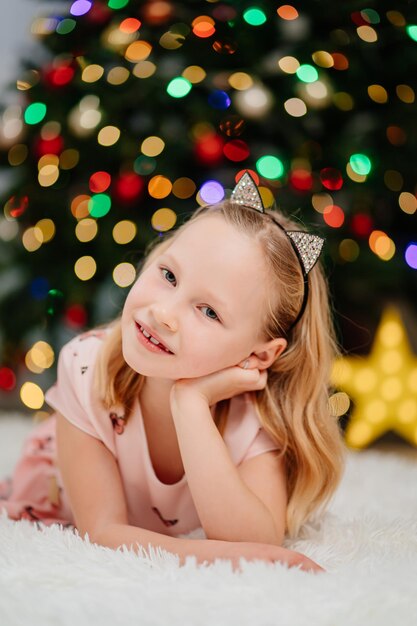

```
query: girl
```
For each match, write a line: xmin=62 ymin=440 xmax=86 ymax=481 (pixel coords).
xmin=0 ymin=172 xmax=347 ymax=573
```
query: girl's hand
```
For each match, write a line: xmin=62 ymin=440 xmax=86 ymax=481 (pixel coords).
xmin=180 ymin=539 xmax=326 ymax=574
xmin=224 ymin=542 xmax=326 ymax=574
xmin=171 ymin=359 xmax=267 ymax=407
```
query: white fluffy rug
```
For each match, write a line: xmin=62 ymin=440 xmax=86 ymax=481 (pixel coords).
xmin=0 ymin=413 xmax=416 ymax=625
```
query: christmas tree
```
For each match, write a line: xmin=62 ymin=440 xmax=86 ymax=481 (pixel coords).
xmin=0 ymin=0 xmax=416 ymax=414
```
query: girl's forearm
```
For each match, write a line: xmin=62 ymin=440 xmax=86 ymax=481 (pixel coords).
xmin=170 ymin=390 xmax=280 ymax=544
xmin=93 ymin=522 xmax=216 ymax=566
xmin=92 ymin=523 xmax=323 ymax=574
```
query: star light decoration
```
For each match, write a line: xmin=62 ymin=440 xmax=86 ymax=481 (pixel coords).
xmin=331 ymin=306 xmax=417 ymax=449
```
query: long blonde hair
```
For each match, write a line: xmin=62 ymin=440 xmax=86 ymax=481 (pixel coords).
xmin=94 ymin=200 xmax=347 ymax=539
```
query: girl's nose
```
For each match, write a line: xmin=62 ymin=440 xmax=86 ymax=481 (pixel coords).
xmin=152 ymin=307 xmax=178 ymax=332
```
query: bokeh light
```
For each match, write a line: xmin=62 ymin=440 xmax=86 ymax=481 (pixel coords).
xmin=20 ymin=382 xmax=44 ymax=409
xmin=339 ymin=239 xmax=360 ymax=262
xmin=278 ymin=56 xmax=299 ymax=74
xmin=398 ymin=192 xmax=417 ymax=214
xmin=284 ymin=98 xmax=307 ymax=117
xmin=151 ymin=208 xmax=177 ymax=232
xmin=125 ymin=40 xmax=152 ymax=62
xmin=277 ymin=5 xmax=299 ymax=20
xmin=0 ymin=367 xmax=16 ymax=392
xmin=182 ymin=66 xmax=206 ymax=83
xmin=208 ymin=90 xmax=231 ymax=110
xmin=406 ymin=25 xmax=417 ymax=42
xmin=89 ymin=171 xmax=111 ymax=193
xmin=74 ymin=256 xmax=97 ymax=280
xmin=323 ymin=205 xmax=345 ymax=228
xmin=70 ymin=0 xmax=92 ymax=16
xmin=25 ymin=341 xmax=54 ymax=373
xmin=223 ymin=139 xmax=249 ymax=161
xmin=113 ymin=262 xmax=136 ymax=287
xmin=97 ymin=125 xmax=120 ymax=146
xmin=243 ymin=8 xmax=267 ymax=26
xmin=200 ymin=180 xmax=225 ymax=204
xmin=75 ymin=218 xmax=98 ymax=242
xmin=172 ymin=177 xmax=196 ymax=198
xmin=24 ymin=102 xmax=47 ymax=125
xmin=296 ymin=64 xmax=318 ymax=83
xmin=349 ymin=154 xmax=372 ymax=176
xmin=320 ymin=168 xmax=343 ymax=190
xmin=113 ymin=220 xmax=137 ymax=244
xmin=141 ymin=136 xmax=165 ymax=156
xmin=167 ymin=77 xmax=192 ymax=98
xmin=405 ymin=244 xmax=417 ymax=269
xmin=88 ymin=193 xmax=111 ymax=218
xmin=148 ymin=175 xmax=172 ymax=199
xmin=108 ymin=0 xmax=129 ymax=8
xmin=369 ymin=230 xmax=395 ymax=261
xmin=256 ymin=155 xmax=284 ymax=179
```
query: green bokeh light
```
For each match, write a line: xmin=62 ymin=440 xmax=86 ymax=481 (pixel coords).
xmin=134 ymin=155 xmax=157 ymax=175
xmin=296 ymin=64 xmax=319 ymax=83
xmin=256 ymin=155 xmax=284 ymax=179
xmin=88 ymin=194 xmax=112 ymax=218
xmin=243 ymin=7 xmax=267 ymax=26
xmin=108 ymin=0 xmax=129 ymax=8
xmin=24 ymin=102 xmax=47 ymax=125
xmin=167 ymin=77 xmax=192 ymax=98
xmin=349 ymin=153 xmax=372 ymax=175
xmin=56 ymin=19 xmax=76 ymax=35
xmin=406 ymin=25 xmax=417 ymax=42
xmin=361 ymin=9 xmax=380 ymax=24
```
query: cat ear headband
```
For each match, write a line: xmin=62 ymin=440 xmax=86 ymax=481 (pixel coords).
xmin=231 ymin=171 xmax=325 ymax=333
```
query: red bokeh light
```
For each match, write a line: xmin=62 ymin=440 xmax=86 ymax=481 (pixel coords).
xmin=223 ymin=140 xmax=250 ymax=162
xmin=119 ymin=18 xmax=141 ymax=33
xmin=35 ymin=135 xmax=64 ymax=157
xmin=351 ymin=213 xmax=373 ymax=237
xmin=331 ymin=53 xmax=349 ymax=70
xmin=114 ymin=172 xmax=144 ymax=203
xmin=4 ymin=195 xmax=29 ymax=218
xmin=65 ymin=304 xmax=88 ymax=329
xmin=194 ymin=134 xmax=224 ymax=166
xmin=320 ymin=167 xmax=343 ymax=190
xmin=323 ymin=204 xmax=345 ymax=228
xmin=44 ymin=65 xmax=75 ymax=87
xmin=235 ymin=169 xmax=259 ymax=185
xmin=289 ymin=169 xmax=313 ymax=191
xmin=0 ymin=367 xmax=16 ymax=391
xmin=89 ymin=171 xmax=111 ymax=193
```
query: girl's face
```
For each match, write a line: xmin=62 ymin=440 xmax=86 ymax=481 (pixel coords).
xmin=121 ymin=214 xmax=271 ymax=380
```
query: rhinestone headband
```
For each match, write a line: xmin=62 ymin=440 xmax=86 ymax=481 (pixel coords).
xmin=231 ymin=171 xmax=325 ymax=332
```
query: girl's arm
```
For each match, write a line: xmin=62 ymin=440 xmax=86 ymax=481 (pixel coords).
xmin=56 ymin=411 xmax=324 ymax=573
xmin=170 ymin=388 xmax=281 ymax=545
xmin=55 ymin=411 xmax=201 ymax=556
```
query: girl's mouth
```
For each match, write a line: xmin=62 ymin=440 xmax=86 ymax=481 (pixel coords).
xmin=135 ymin=322 xmax=174 ymax=355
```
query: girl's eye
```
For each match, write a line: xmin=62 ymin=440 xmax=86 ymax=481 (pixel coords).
xmin=201 ymin=305 xmax=220 ymax=321
xmin=161 ymin=267 xmax=176 ymax=284
xmin=160 ymin=267 xmax=220 ymax=322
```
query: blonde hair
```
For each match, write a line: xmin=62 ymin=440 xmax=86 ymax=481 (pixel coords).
xmin=94 ymin=200 xmax=347 ymax=539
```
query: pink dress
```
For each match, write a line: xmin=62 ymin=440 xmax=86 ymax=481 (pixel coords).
xmin=0 ymin=330 xmax=280 ymax=536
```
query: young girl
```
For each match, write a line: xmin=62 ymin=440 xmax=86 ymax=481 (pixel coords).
xmin=0 ymin=172 xmax=347 ymax=573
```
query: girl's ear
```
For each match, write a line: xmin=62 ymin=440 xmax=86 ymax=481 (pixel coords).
xmin=248 ymin=337 xmax=287 ymax=371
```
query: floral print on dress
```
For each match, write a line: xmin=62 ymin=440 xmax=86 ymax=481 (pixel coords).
xmin=31 ymin=435 xmax=54 ymax=454
xmin=152 ymin=506 xmax=178 ymax=527
xmin=78 ymin=330 xmax=108 ymax=342
xmin=109 ymin=412 xmax=126 ymax=435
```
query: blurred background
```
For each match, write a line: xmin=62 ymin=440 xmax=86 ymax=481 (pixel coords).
xmin=0 ymin=0 xmax=416 ymax=450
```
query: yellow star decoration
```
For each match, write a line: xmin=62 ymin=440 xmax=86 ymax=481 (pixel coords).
xmin=331 ymin=306 xmax=417 ymax=449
